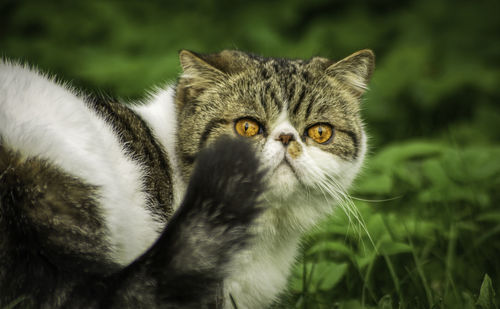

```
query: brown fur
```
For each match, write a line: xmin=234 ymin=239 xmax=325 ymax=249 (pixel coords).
xmin=175 ymin=49 xmax=375 ymax=179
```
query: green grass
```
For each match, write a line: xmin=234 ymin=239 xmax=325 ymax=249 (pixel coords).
xmin=2 ymin=297 xmax=28 ymax=309
xmin=274 ymin=142 xmax=500 ymax=308
xmin=1 ymin=0 xmax=499 ymax=308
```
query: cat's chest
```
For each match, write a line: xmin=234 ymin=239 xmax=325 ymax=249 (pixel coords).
xmin=224 ymin=228 xmax=301 ymax=309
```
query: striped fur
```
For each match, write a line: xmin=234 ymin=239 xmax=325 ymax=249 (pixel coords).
xmin=0 ymin=49 xmax=374 ymax=308
xmin=176 ymin=49 xmax=374 ymax=308
xmin=0 ymin=61 xmax=264 ymax=308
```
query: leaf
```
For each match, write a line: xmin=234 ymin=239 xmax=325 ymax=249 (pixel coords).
xmin=378 ymin=241 xmax=412 ymax=256
xmin=354 ymin=173 xmax=394 ymax=195
xmin=476 ymin=212 xmax=500 ymax=223
xmin=288 ymin=261 xmax=348 ymax=293
xmin=3 ymin=297 xmax=28 ymax=309
xmin=462 ymin=292 xmax=477 ymax=309
xmin=355 ymin=253 xmax=377 ymax=270
xmin=421 ymin=159 xmax=449 ymax=187
xmin=377 ymin=295 xmax=393 ymax=309
xmin=317 ymin=262 xmax=349 ymax=291
xmin=476 ymin=274 xmax=498 ymax=309
xmin=369 ymin=141 xmax=445 ymax=168
xmin=307 ymin=241 xmax=354 ymax=257
xmin=337 ymin=299 xmax=367 ymax=309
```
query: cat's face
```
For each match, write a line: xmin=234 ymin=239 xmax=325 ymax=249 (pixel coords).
xmin=175 ymin=50 xmax=374 ymax=204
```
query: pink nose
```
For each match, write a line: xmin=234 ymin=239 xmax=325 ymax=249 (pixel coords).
xmin=276 ymin=133 xmax=294 ymax=146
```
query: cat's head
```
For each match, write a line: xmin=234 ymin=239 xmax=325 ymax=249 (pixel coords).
xmin=175 ymin=49 xmax=374 ymax=206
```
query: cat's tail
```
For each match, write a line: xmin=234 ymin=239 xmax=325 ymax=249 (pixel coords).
xmin=105 ymin=136 xmax=265 ymax=308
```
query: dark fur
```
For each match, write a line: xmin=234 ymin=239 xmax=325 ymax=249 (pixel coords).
xmin=0 ymin=136 xmax=264 ymax=308
xmin=88 ymin=97 xmax=175 ymax=223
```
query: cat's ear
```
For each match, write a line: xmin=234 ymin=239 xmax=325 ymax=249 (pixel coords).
xmin=177 ymin=50 xmax=249 ymax=108
xmin=179 ymin=50 xmax=247 ymax=83
xmin=179 ymin=50 xmax=226 ymax=87
xmin=325 ymin=49 xmax=375 ymax=96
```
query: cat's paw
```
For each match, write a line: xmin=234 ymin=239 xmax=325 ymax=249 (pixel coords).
xmin=186 ymin=135 xmax=265 ymax=227
xmin=141 ymin=136 xmax=265 ymax=297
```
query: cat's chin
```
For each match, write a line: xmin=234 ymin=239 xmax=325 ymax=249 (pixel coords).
xmin=265 ymin=162 xmax=301 ymax=199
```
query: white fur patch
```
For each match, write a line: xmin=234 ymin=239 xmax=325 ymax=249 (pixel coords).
xmin=224 ymin=106 xmax=367 ymax=308
xmin=224 ymin=233 xmax=301 ymax=308
xmin=0 ymin=61 xmax=161 ymax=266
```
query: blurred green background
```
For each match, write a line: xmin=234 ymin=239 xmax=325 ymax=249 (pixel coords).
xmin=1 ymin=0 xmax=499 ymax=308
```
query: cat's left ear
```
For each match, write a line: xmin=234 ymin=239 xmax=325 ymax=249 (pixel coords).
xmin=325 ymin=49 xmax=375 ymax=96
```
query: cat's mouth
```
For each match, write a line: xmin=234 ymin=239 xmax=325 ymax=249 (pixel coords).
xmin=271 ymin=158 xmax=299 ymax=179
xmin=264 ymin=158 xmax=306 ymax=197
xmin=272 ymin=158 xmax=290 ymax=171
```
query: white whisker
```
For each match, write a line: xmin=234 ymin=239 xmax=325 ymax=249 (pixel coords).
xmin=350 ymin=195 xmax=403 ymax=203
xmin=318 ymin=172 xmax=375 ymax=249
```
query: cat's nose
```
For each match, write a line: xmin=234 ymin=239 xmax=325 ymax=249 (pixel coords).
xmin=276 ymin=133 xmax=295 ymax=146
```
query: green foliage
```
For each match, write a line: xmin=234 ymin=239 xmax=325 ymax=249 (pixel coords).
xmin=476 ymin=275 xmax=497 ymax=309
xmin=275 ymin=141 xmax=500 ymax=308
xmin=1 ymin=0 xmax=499 ymax=308
xmin=2 ymin=297 xmax=28 ymax=309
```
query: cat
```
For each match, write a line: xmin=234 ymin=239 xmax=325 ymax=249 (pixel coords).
xmin=0 ymin=48 xmax=374 ymax=308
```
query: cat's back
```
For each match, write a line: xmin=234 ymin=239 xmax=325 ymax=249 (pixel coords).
xmin=0 ymin=61 xmax=167 ymax=266
xmin=0 ymin=60 xmax=115 ymax=166
xmin=0 ymin=61 xmax=117 ymax=166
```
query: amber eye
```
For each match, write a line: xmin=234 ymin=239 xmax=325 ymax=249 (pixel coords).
xmin=307 ymin=123 xmax=333 ymax=144
xmin=235 ymin=118 xmax=261 ymax=137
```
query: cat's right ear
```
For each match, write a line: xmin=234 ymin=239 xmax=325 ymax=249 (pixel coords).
xmin=177 ymin=50 xmax=228 ymax=108
xmin=179 ymin=50 xmax=226 ymax=88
